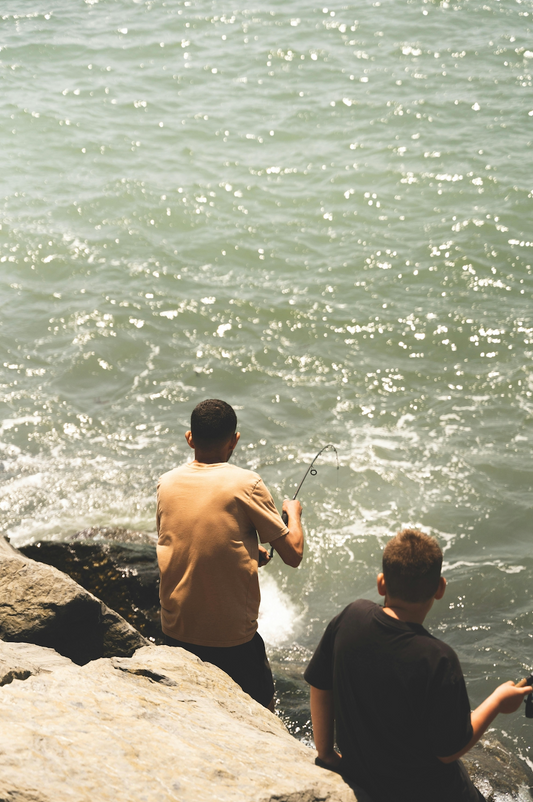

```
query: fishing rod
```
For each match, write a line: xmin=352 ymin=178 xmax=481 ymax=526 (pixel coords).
xmin=269 ymin=444 xmax=339 ymax=559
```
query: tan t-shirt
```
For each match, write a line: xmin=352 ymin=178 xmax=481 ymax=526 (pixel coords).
xmin=156 ymin=461 xmax=289 ymax=647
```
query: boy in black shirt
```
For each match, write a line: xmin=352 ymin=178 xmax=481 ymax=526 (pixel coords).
xmin=304 ymin=529 xmax=531 ymax=802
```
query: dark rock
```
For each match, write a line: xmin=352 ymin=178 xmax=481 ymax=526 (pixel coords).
xmin=270 ymin=645 xmax=314 ymax=740
xmin=20 ymin=528 xmax=162 ymax=643
xmin=464 ymin=738 xmax=533 ymax=800
xmin=64 ymin=526 xmax=156 ymax=546
xmin=0 ymin=536 xmax=149 ymax=664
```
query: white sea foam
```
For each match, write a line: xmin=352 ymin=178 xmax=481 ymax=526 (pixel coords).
xmin=258 ymin=573 xmax=303 ymax=648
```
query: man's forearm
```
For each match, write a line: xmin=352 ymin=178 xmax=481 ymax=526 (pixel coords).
xmin=273 ymin=499 xmax=304 ymax=566
xmin=286 ymin=509 xmax=304 ymax=563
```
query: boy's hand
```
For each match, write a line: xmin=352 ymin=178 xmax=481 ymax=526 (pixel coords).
xmin=492 ymin=680 xmax=533 ymax=715
xmin=316 ymin=750 xmax=342 ymax=771
xmin=258 ymin=545 xmax=271 ymax=567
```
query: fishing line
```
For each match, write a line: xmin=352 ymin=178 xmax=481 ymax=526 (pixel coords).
xmin=269 ymin=444 xmax=339 ymax=560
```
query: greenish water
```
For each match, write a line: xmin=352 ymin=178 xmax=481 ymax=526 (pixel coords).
xmin=1 ymin=0 xmax=532 ymax=778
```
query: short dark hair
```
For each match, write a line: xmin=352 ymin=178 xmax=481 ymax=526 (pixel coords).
xmin=190 ymin=399 xmax=237 ymax=448
xmin=382 ymin=529 xmax=443 ymax=603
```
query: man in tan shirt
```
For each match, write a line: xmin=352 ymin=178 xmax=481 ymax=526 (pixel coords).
xmin=157 ymin=399 xmax=304 ymax=708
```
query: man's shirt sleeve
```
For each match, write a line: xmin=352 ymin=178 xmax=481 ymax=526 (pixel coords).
xmin=245 ymin=477 xmax=289 ymax=544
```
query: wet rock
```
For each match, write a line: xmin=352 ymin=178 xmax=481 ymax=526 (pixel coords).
xmin=0 ymin=536 xmax=149 ymax=664
xmin=0 ymin=641 xmax=355 ymax=802
xmin=19 ymin=527 xmax=162 ymax=642
xmin=464 ymin=738 xmax=533 ymax=801
xmin=64 ymin=526 xmax=156 ymax=545
xmin=270 ymin=645 xmax=315 ymax=739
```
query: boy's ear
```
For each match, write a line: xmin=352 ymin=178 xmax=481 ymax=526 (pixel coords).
xmin=435 ymin=576 xmax=446 ymax=600
xmin=377 ymin=573 xmax=387 ymax=597
xmin=185 ymin=430 xmax=195 ymax=449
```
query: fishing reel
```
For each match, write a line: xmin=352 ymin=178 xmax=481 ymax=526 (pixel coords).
xmin=525 ymin=674 xmax=533 ymax=719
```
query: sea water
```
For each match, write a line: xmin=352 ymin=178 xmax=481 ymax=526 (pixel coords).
xmin=1 ymin=0 xmax=532 ymax=772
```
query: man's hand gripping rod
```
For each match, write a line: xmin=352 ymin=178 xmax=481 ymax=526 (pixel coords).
xmin=269 ymin=444 xmax=339 ymax=559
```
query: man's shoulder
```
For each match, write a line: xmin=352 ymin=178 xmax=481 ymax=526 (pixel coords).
xmin=222 ymin=463 xmax=261 ymax=480
xmin=157 ymin=462 xmax=261 ymax=488
xmin=213 ymin=463 xmax=263 ymax=489
xmin=157 ymin=462 xmax=191 ymax=484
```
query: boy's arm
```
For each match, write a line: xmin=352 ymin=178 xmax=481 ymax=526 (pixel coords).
xmin=309 ymin=685 xmax=342 ymax=768
xmin=438 ymin=680 xmax=532 ymax=764
xmin=270 ymin=499 xmax=304 ymax=567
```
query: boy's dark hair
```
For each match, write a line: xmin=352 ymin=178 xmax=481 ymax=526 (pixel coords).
xmin=382 ymin=529 xmax=443 ymax=603
xmin=190 ymin=399 xmax=237 ymax=448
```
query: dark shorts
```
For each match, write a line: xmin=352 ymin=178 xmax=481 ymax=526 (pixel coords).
xmin=162 ymin=631 xmax=274 ymax=708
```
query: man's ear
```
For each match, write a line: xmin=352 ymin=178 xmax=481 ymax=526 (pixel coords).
xmin=229 ymin=431 xmax=240 ymax=449
xmin=377 ymin=573 xmax=387 ymax=598
xmin=185 ymin=430 xmax=195 ymax=449
xmin=435 ymin=576 xmax=446 ymax=600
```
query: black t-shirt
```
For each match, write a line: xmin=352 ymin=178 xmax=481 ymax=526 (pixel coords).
xmin=304 ymin=600 xmax=485 ymax=802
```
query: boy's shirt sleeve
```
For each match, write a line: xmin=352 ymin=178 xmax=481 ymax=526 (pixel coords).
xmin=425 ymin=649 xmax=474 ymax=758
xmin=303 ymin=616 xmax=337 ymax=690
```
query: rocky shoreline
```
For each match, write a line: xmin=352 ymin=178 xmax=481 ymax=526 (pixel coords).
xmin=19 ymin=528 xmax=162 ymax=644
xmin=1 ymin=531 xmax=532 ymax=801
xmin=0 ymin=640 xmax=358 ymax=802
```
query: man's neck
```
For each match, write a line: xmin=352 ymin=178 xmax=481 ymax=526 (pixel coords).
xmin=185 ymin=430 xmax=239 ymax=465
xmin=192 ymin=449 xmax=232 ymax=465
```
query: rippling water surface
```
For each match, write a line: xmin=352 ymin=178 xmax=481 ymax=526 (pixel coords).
xmin=1 ymin=0 xmax=532 ymax=772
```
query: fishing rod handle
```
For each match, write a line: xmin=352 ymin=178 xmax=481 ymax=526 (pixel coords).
xmin=524 ymin=674 xmax=533 ymax=718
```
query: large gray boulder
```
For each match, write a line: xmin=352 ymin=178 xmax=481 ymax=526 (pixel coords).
xmin=0 ymin=641 xmax=356 ymax=802
xmin=0 ymin=536 xmax=148 ymax=664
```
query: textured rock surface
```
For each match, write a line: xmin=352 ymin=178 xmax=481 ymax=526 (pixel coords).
xmin=20 ymin=529 xmax=161 ymax=642
xmin=0 ymin=641 xmax=356 ymax=802
xmin=0 ymin=640 xmax=73 ymax=685
xmin=463 ymin=738 xmax=533 ymax=801
xmin=0 ymin=536 xmax=149 ymax=664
